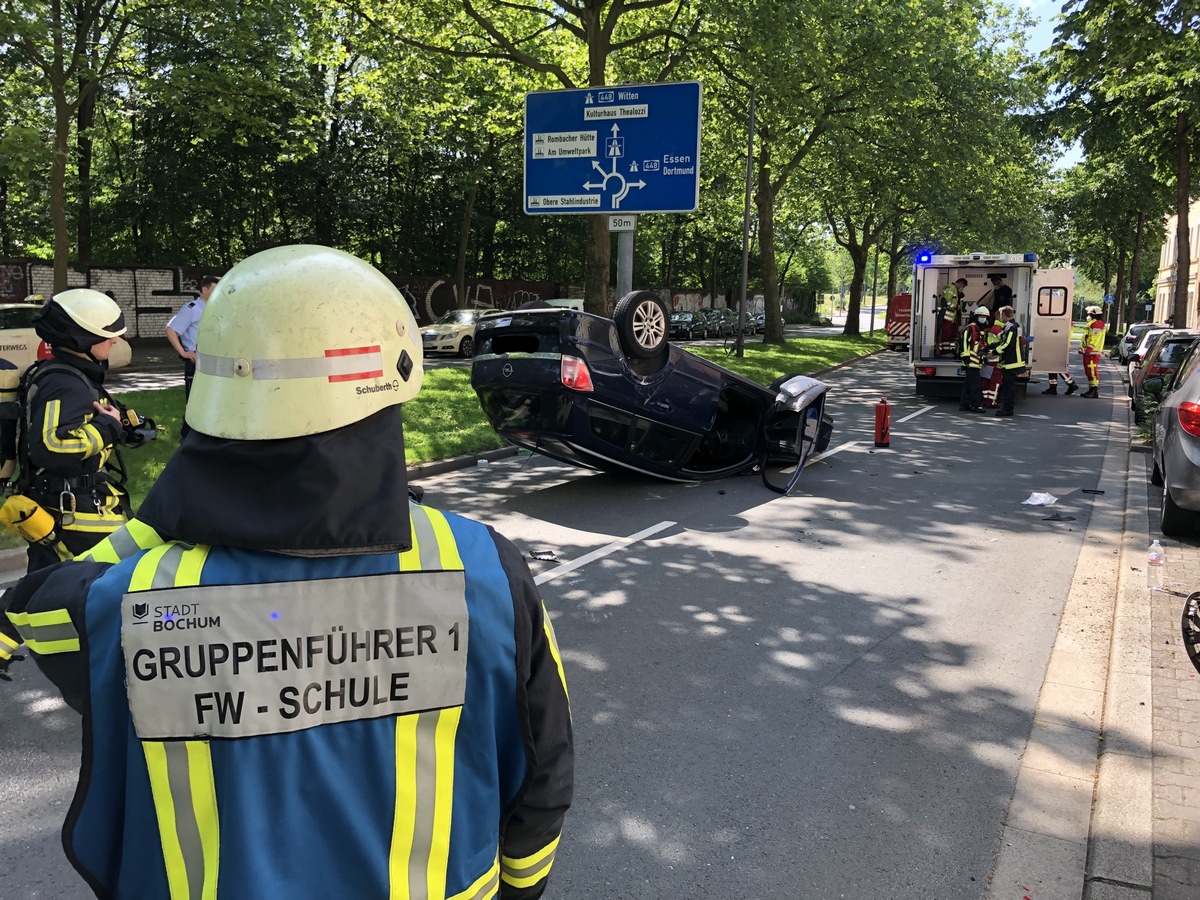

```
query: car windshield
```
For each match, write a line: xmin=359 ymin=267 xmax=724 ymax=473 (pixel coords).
xmin=1158 ymin=338 xmax=1200 ymax=366
xmin=435 ymin=310 xmax=475 ymax=325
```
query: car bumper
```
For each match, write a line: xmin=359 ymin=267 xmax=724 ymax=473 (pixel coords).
xmin=1164 ymin=428 xmax=1200 ymax=511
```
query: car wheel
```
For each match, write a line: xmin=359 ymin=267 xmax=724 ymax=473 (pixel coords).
xmin=1151 ymin=452 xmax=1164 ymax=487
xmin=615 ymin=291 xmax=669 ymax=359
xmin=459 ymin=335 xmax=475 ymax=358
xmin=1161 ymin=478 xmax=1196 ymax=536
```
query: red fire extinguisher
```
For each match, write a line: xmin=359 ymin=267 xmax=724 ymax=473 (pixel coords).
xmin=874 ymin=398 xmax=891 ymax=448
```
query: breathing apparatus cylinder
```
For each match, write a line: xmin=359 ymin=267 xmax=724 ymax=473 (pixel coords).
xmin=0 ymin=363 xmax=19 ymax=482
xmin=0 ymin=495 xmax=72 ymax=560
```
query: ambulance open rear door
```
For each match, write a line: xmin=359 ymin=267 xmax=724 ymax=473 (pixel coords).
xmin=1029 ymin=268 xmax=1074 ymax=376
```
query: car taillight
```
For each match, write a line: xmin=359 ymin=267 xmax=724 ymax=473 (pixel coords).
xmin=1147 ymin=363 xmax=1172 ymax=377
xmin=1178 ymin=402 xmax=1200 ymax=437
xmin=560 ymin=355 xmax=594 ymax=392
xmin=915 ymin=367 xmax=935 ymax=377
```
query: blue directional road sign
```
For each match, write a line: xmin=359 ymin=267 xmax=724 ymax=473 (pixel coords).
xmin=1103 ymin=293 xmax=1115 ymax=305
xmin=524 ymin=81 xmax=701 ymax=215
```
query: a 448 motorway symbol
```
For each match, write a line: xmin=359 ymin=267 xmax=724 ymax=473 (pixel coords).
xmin=584 ymin=124 xmax=646 ymax=209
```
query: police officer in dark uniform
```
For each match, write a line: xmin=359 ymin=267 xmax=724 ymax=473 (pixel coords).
xmin=19 ymin=289 xmax=135 ymax=572
xmin=1 ymin=246 xmax=573 ymax=899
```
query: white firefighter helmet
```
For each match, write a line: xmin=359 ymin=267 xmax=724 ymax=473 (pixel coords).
xmin=974 ymin=305 xmax=990 ymax=318
xmin=1086 ymin=305 xmax=1102 ymax=316
xmin=186 ymin=245 xmax=423 ymax=440
xmin=50 ymin=289 xmax=127 ymax=338
xmin=34 ymin=289 xmax=127 ymax=351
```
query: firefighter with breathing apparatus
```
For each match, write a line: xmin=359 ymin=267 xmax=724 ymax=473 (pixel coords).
xmin=0 ymin=289 xmax=153 ymax=574
xmin=0 ymin=245 xmax=573 ymax=898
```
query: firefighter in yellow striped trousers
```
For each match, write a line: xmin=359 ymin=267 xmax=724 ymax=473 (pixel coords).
xmin=1079 ymin=305 xmax=1106 ymax=398
xmin=1 ymin=246 xmax=573 ymax=899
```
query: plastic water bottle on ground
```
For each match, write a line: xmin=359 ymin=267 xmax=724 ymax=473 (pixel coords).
xmin=1147 ymin=539 xmax=1166 ymax=590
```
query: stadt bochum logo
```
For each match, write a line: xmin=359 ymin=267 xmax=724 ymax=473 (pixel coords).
xmin=133 ymin=602 xmax=149 ymax=621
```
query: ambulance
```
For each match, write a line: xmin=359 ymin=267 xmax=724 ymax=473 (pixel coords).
xmin=909 ymin=252 xmax=1074 ymax=399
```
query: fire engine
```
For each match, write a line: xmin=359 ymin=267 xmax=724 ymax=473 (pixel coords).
xmin=909 ymin=252 xmax=1074 ymax=399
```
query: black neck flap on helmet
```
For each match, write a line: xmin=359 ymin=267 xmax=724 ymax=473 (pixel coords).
xmin=137 ymin=405 xmax=413 ymax=555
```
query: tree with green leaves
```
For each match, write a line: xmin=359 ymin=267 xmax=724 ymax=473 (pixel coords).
xmin=1048 ymin=0 xmax=1199 ymax=322
xmin=0 ymin=0 xmax=142 ymax=289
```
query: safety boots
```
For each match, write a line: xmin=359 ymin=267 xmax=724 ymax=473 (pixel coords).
xmin=1043 ymin=385 xmax=1057 ymax=394
xmin=1066 ymin=382 xmax=1078 ymax=395
xmin=1081 ymin=387 xmax=1100 ymax=399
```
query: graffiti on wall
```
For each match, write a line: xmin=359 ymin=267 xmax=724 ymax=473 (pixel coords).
xmin=391 ymin=277 xmax=565 ymax=325
xmin=0 ymin=263 xmax=29 ymax=303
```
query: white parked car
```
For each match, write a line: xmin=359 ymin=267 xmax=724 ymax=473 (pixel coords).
xmin=1127 ymin=326 xmax=1172 ymax=395
xmin=420 ymin=309 xmax=483 ymax=358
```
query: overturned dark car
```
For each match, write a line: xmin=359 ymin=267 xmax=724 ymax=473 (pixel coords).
xmin=470 ymin=291 xmax=834 ymax=494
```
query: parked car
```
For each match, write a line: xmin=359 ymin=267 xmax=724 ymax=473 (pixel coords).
xmin=470 ymin=292 xmax=834 ymax=494
xmin=420 ymin=308 xmax=482 ymax=358
xmin=1131 ymin=330 xmax=1200 ymax=420
xmin=669 ymin=311 xmax=707 ymax=341
xmin=753 ymin=312 xmax=766 ymax=332
xmin=1149 ymin=340 xmax=1200 ymax=534
xmin=1117 ymin=322 xmax=1165 ymax=364
xmin=1127 ymin=326 xmax=1173 ymax=392
xmin=698 ymin=307 xmax=734 ymax=338
xmin=734 ymin=311 xmax=759 ymax=335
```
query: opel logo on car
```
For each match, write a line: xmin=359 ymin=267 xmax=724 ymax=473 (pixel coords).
xmin=502 ymin=364 xmax=514 ymax=378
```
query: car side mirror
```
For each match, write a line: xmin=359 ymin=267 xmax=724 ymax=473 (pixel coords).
xmin=1142 ymin=376 xmax=1165 ymax=397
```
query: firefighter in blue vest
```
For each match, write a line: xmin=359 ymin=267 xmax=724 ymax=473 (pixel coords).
xmin=0 ymin=245 xmax=573 ymax=899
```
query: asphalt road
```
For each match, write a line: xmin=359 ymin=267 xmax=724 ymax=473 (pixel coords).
xmin=0 ymin=349 xmax=1114 ymax=899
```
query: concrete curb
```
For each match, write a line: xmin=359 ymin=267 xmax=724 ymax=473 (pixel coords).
xmin=1084 ymin=442 xmax=1154 ymax=897
xmin=986 ymin=364 xmax=1141 ymax=900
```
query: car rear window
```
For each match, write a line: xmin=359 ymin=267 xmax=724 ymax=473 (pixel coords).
xmin=0 ymin=307 xmax=39 ymax=329
xmin=1159 ymin=339 xmax=1199 ymax=366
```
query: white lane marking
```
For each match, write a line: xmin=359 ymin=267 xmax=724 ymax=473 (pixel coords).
xmin=896 ymin=406 xmax=934 ymax=424
xmin=805 ymin=440 xmax=859 ymax=467
xmin=534 ymin=520 xmax=676 ymax=585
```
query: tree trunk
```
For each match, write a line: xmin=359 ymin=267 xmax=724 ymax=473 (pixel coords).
xmin=51 ymin=89 xmax=72 ymax=293
xmin=77 ymin=78 xmax=96 ymax=265
xmin=1127 ymin=210 xmax=1146 ymax=328
xmin=585 ymin=216 xmax=611 ymax=314
xmin=1172 ymin=111 xmax=1193 ymax=322
xmin=456 ymin=179 xmax=480 ymax=306
xmin=755 ymin=158 xmax=783 ymax=345
xmin=1112 ymin=240 xmax=1127 ymax=338
xmin=843 ymin=240 xmax=868 ymax=337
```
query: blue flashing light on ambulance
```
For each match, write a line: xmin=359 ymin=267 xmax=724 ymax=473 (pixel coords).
xmin=909 ymin=252 xmax=1074 ymax=400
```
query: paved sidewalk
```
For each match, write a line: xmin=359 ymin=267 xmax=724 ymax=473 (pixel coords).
xmin=1139 ymin=450 xmax=1200 ymax=897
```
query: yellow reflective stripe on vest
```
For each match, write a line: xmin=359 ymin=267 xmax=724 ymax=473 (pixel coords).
xmin=500 ymin=835 xmax=560 ymax=889
xmin=128 ymin=543 xmax=209 ymax=593
xmin=61 ymin=509 xmax=127 ymax=535
xmin=448 ymin=857 xmax=499 ymax=900
xmin=138 ymin=542 xmax=219 ymax=900
xmin=75 ymin=518 xmax=163 ymax=563
xmin=143 ymin=740 xmax=219 ymax=900
xmin=542 ymin=602 xmax=569 ymax=704
xmin=401 ymin=505 xmax=465 ymax=573
xmin=391 ymin=505 xmax=465 ymax=899
xmin=7 ymin=608 xmax=79 ymax=655
xmin=389 ymin=707 xmax=463 ymax=900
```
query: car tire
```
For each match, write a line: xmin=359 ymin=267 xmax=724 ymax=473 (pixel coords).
xmin=1161 ymin=479 xmax=1196 ymax=536
xmin=1151 ymin=452 xmax=1164 ymax=487
xmin=459 ymin=335 xmax=475 ymax=358
xmin=615 ymin=291 xmax=669 ymax=359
